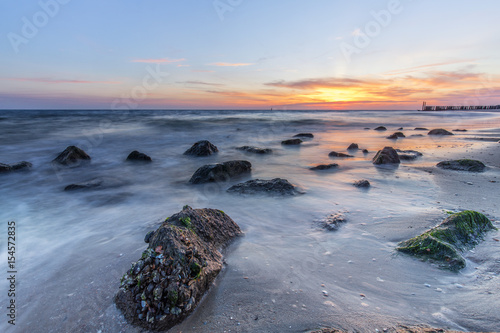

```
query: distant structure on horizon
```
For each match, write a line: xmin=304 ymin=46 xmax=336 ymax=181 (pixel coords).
xmin=421 ymin=101 xmax=500 ymax=111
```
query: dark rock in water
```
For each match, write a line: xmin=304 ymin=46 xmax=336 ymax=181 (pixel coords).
xmin=0 ymin=161 xmax=32 ymax=173
xmin=410 ymin=134 xmax=424 ymax=137
xmin=64 ymin=177 xmax=126 ymax=191
xmin=236 ymin=146 xmax=272 ymax=154
xmin=436 ymin=159 xmax=485 ymax=172
xmin=189 ymin=160 xmax=251 ymax=184
xmin=318 ymin=212 xmax=347 ymax=231
xmin=126 ymin=150 xmax=152 ymax=162
xmin=293 ymin=133 xmax=314 ymax=138
xmin=372 ymin=147 xmax=400 ymax=165
xmin=115 ymin=206 xmax=242 ymax=331
xmin=347 ymin=143 xmax=359 ymax=150
xmin=397 ymin=127 xmax=403 ymax=130
xmin=328 ymin=151 xmax=353 ymax=158
xmin=364 ymin=127 xmax=370 ymax=130
xmin=453 ymin=129 xmax=467 ymax=132
xmin=414 ymin=128 xmax=429 ymax=130
xmin=387 ymin=132 xmax=405 ymax=139
xmin=396 ymin=149 xmax=423 ymax=161
xmin=397 ymin=211 xmax=496 ymax=271
xmin=374 ymin=126 xmax=387 ymax=131
xmin=52 ymin=146 xmax=91 ymax=166
xmin=362 ymin=149 xmax=369 ymax=154
xmin=281 ymin=138 xmax=302 ymax=145
xmin=183 ymin=140 xmax=218 ymax=156
xmin=309 ymin=163 xmax=338 ymax=171
xmin=428 ymin=128 xmax=453 ymax=136
xmin=227 ymin=178 xmax=302 ymax=196
xmin=353 ymin=179 xmax=370 ymax=188
xmin=144 ymin=231 xmax=155 ymax=243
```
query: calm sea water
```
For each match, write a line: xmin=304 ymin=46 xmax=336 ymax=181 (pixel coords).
xmin=0 ymin=109 xmax=499 ymax=332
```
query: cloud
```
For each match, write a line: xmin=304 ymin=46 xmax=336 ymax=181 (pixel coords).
xmin=266 ymin=77 xmax=369 ymax=90
xmin=177 ymin=80 xmax=225 ymax=86
xmin=131 ymin=58 xmax=185 ymax=64
xmin=209 ymin=62 xmax=253 ymax=67
xmin=2 ymin=77 xmax=120 ymax=84
xmin=384 ymin=59 xmax=478 ymax=76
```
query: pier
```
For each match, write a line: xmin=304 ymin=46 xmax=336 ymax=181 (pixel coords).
xmin=421 ymin=101 xmax=500 ymax=111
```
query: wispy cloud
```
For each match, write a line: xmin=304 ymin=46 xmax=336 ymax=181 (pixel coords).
xmin=131 ymin=58 xmax=185 ymax=64
xmin=266 ymin=77 xmax=368 ymax=90
xmin=384 ymin=59 xmax=478 ymax=75
xmin=177 ymin=80 xmax=225 ymax=86
xmin=2 ymin=77 xmax=121 ymax=84
xmin=209 ymin=62 xmax=253 ymax=67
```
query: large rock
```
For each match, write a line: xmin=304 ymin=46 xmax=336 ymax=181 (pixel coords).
xmin=436 ymin=159 xmax=485 ymax=172
xmin=396 ymin=149 xmax=423 ymax=161
xmin=52 ymin=146 xmax=91 ymax=166
xmin=309 ymin=163 xmax=338 ymax=171
xmin=347 ymin=143 xmax=359 ymax=150
xmin=183 ymin=140 xmax=218 ymax=156
xmin=126 ymin=150 xmax=152 ymax=162
xmin=397 ymin=211 xmax=496 ymax=271
xmin=328 ymin=151 xmax=353 ymax=158
xmin=189 ymin=160 xmax=251 ymax=184
xmin=281 ymin=139 xmax=302 ymax=145
xmin=227 ymin=178 xmax=302 ymax=196
xmin=372 ymin=147 xmax=400 ymax=164
xmin=428 ymin=128 xmax=453 ymax=135
xmin=236 ymin=146 xmax=272 ymax=154
xmin=0 ymin=161 xmax=32 ymax=173
xmin=115 ymin=206 xmax=242 ymax=331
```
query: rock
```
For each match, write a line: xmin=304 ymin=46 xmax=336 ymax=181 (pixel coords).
xmin=410 ymin=134 xmax=424 ymax=137
xmin=236 ymin=146 xmax=272 ymax=154
xmin=318 ymin=212 xmax=347 ymax=231
xmin=396 ymin=149 xmax=423 ymax=161
xmin=52 ymin=146 xmax=91 ymax=166
xmin=126 ymin=151 xmax=152 ymax=162
xmin=397 ymin=211 xmax=496 ymax=271
xmin=189 ymin=160 xmax=251 ymax=184
xmin=428 ymin=129 xmax=453 ymax=135
xmin=387 ymin=132 xmax=405 ymax=139
xmin=397 ymin=127 xmax=403 ymax=130
xmin=414 ymin=127 xmax=428 ymax=131
xmin=281 ymin=139 xmax=302 ymax=145
xmin=374 ymin=126 xmax=387 ymax=131
xmin=372 ymin=147 xmax=400 ymax=165
xmin=0 ymin=161 xmax=32 ymax=173
xmin=364 ymin=127 xmax=370 ymax=130
xmin=328 ymin=151 xmax=353 ymax=158
xmin=64 ymin=177 xmax=126 ymax=191
xmin=362 ymin=149 xmax=369 ymax=154
xmin=436 ymin=159 xmax=486 ymax=172
xmin=227 ymin=178 xmax=302 ymax=196
xmin=347 ymin=143 xmax=358 ymax=150
xmin=453 ymin=129 xmax=467 ymax=132
xmin=144 ymin=231 xmax=155 ymax=243
xmin=183 ymin=140 xmax=218 ymax=156
xmin=353 ymin=179 xmax=370 ymax=188
xmin=309 ymin=164 xmax=338 ymax=171
xmin=115 ymin=206 xmax=242 ymax=331
xmin=293 ymin=133 xmax=314 ymax=138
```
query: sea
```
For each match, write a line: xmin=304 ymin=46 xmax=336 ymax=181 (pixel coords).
xmin=0 ymin=109 xmax=499 ymax=332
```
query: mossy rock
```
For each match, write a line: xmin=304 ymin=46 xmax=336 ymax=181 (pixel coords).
xmin=397 ymin=211 xmax=496 ymax=271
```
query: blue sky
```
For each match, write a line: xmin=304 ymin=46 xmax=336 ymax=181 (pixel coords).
xmin=1 ymin=0 xmax=499 ymax=109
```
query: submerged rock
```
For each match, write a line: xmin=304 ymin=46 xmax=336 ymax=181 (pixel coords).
xmin=189 ymin=160 xmax=251 ymax=184
xmin=374 ymin=126 xmax=387 ymax=131
xmin=318 ymin=212 xmax=347 ymax=231
xmin=64 ymin=177 xmax=126 ymax=191
xmin=453 ymin=129 xmax=467 ymax=132
xmin=293 ymin=133 xmax=314 ymax=138
xmin=347 ymin=143 xmax=359 ymax=150
xmin=115 ymin=206 xmax=242 ymax=331
xmin=428 ymin=128 xmax=453 ymax=136
xmin=183 ymin=140 xmax=218 ymax=156
xmin=236 ymin=146 xmax=272 ymax=154
xmin=328 ymin=151 xmax=353 ymax=158
xmin=362 ymin=149 xmax=369 ymax=154
xmin=387 ymin=132 xmax=405 ymax=139
xmin=353 ymin=179 xmax=370 ymax=188
xmin=52 ymin=146 xmax=91 ymax=166
xmin=227 ymin=178 xmax=302 ymax=196
xmin=0 ymin=161 xmax=32 ymax=173
xmin=396 ymin=149 xmax=423 ymax=161
xmin=397 ymin=211 xmax=496 ymax=271
xmin=414 ymin=127 xmax=428 ymax=131
xmin=126 ymin=150 xmax=152 ymax=162
xmin=309 ymin=163 xmax=338 ymax=171
xmin=436 ymin=159 xmax=485 ymax=172
xmin=372 ymin=147 xmax=400 ymax=165
xmin=281 ymin=138 xmax=302 ymax=145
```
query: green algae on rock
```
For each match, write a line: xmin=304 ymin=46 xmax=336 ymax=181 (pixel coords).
xmin=115 ymin=206 xmax=241 ymax=331
xmin=397 ymin=211 xmax=496 ymax=271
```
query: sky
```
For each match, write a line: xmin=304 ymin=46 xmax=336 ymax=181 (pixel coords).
xmin=1 ymin=0 xmax=499 ymax=110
